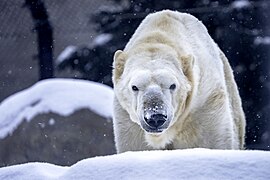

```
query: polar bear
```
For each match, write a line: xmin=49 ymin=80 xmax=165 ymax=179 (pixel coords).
xmin=112 ymin=10 xmax=246 ymax=153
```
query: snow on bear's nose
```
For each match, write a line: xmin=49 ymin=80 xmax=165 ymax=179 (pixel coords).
xmin=142 ymin=87 xmax=169 ymax=130
xmin=144 ymin=113 xmax=167 ymax=129
xmin=143 ymin=104 xmax=167 ymax=129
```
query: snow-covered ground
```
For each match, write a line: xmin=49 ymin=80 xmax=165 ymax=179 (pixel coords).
xmin=0 ymin=78 xmax=114 ymax=139
xmin=0 ymin=149 xmax=269 ymax=180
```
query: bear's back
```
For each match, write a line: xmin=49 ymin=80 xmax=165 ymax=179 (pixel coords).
xmin=125 ymin=10 xmax=222 ymax=73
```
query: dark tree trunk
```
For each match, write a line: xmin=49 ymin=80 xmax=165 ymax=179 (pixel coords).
xmin=25 ymin=0 xmax=54 ymax=79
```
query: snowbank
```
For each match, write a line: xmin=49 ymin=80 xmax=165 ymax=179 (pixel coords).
xmin=0 ymin=78 xmax=114 ymax=139
xmin=0 ymin=149 xmax=269 ymax=179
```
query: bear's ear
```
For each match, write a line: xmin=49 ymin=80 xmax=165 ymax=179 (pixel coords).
xmin=181 ymin=54 xmax=194 ymax=77
xmin=112 ymin=50 xmax=127 ymax=84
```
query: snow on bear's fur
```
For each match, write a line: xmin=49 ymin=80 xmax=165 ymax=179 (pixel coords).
xmin=112 ymin=10 xmax=246 ymax=153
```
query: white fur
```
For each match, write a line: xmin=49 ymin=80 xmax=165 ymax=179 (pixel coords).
xmin=112 ymin=10 xmax=246 ymax=153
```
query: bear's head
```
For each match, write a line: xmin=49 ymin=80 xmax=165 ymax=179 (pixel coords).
xmin=113 ymin=48 xmax=194 ymax=135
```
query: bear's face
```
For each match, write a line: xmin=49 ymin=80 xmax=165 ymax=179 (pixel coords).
xmin=128 ymin=68 xmax=178 ymax=133
xmin=113 ymin=51 xmax=193 ymax=135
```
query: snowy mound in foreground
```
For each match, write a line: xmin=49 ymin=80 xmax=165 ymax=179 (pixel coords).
xmin=0 ymin=149 xmax=269 ymax=179
xmin=0 ymin=78 xmax=113 ymax=139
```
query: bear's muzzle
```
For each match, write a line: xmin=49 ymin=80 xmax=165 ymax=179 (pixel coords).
xmin=144 ymin=113 xmax=167 ymax=129
xmin=140 ymin=87 xmax=171 ymax=133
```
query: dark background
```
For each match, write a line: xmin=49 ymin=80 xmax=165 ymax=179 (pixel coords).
xmin=0 ymin=0 xmax=269 ymax=160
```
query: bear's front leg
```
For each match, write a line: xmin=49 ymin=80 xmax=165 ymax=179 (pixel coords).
xmin=113 ymin=98 xmax=151 ymax=153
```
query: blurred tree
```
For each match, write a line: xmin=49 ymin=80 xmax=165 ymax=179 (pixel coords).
xmin=25 ymin=0 xmax=54 ymax=79
xmin=56 ymin=0 xmax=270 ymax=149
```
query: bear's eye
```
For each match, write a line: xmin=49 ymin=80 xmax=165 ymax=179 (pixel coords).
xmin=132 ymin=85 xmax=139 ymax=91
xmin=169 ymin=84 xmax=176 ymax=90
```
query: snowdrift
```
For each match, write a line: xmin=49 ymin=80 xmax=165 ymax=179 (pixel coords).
xmin=0 ymin=78 xmax=114 ymax=139
xmin=0 ymin=149 xmax=269 ymax=179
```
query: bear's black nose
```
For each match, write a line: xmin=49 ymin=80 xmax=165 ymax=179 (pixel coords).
xmin=144 ymin=114 xmax=167 ymax=129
